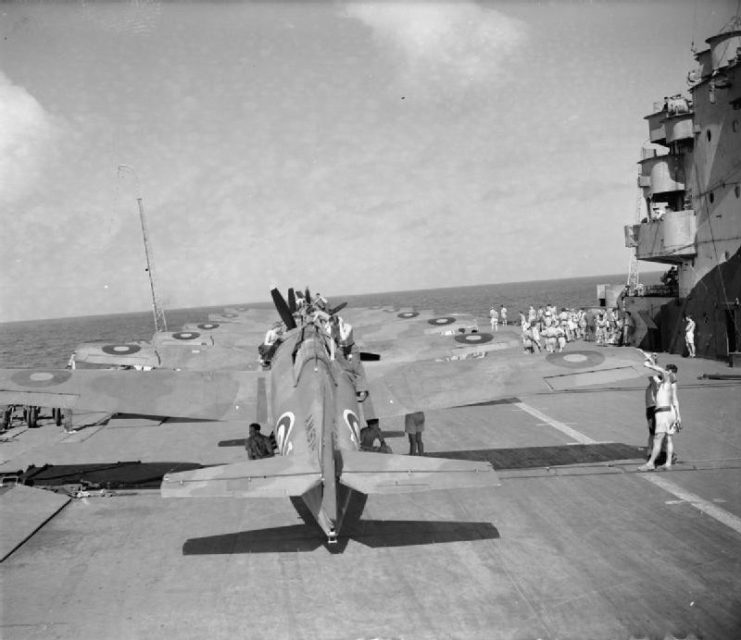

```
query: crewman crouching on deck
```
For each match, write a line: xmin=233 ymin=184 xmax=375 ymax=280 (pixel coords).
xmin=246 ymin=423 xmax=276 ymax=460
xmin=360 ymin=419 xmax=391 ymax=453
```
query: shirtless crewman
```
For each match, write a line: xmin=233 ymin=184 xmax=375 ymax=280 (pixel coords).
xmin=639 ymin=352 xmax=681 ymax=471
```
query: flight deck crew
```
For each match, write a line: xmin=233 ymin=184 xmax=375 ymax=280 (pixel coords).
xmin=639 ymin=354 xmax=681 ymax=471
xmin=259 ymin=322 xmax=284 ymax=366
xmin=360 ymin=419 xmax=390 ymax=453
xmin=644 ymin=373 xmax=658 ymax=453
xmin=684 ymin=314 xmax=696 ymax=357
xmin=246 ymin=423 xmax=275 ymax=460
xmin=489 ymin=307 xmax=499 ymax=331
xmin=337 ymin=317 xmax=354 ymax=358
xmin=405 ymin=411 xmax=425 ymax=455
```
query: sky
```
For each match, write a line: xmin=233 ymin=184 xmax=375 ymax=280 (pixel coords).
xmin=0 ymin=0 xmax=736 ymax=321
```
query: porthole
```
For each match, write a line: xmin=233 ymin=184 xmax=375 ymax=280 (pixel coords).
xmin=706 ymin=129 xmax=712 ymax=142
xmin=709 ymin=192 xmax=714 ymax=204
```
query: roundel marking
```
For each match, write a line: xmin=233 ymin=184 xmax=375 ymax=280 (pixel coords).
xmin=398 ymin=311 xmax=419 ymax=319
xmin=428 ymin=316 xmax=456 ymax=326
xmin=172 ymin=332 xmax=202 ymax=341
xmin=563 ymin=353 xmax=588 ymax=363
xmin=11 ymin=369 xmax=72 ymax=388
xmin=343 ymin=409 xmax=361 ymax=445
xmin=275 ymin=411 xmax=295 ymax=456
xmin=197 ymin=323 xmax=220 ymax=330
xmin=545 ymin=350 xmax=606 ymax=369
xmin=454 ymin=332 xmax=493 ymax=345
xmin=101 ymin=344 xmax=142 ymax=355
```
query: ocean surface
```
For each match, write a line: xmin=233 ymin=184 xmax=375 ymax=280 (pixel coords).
xmin=0 ymin=273 xmax=660 ymax=369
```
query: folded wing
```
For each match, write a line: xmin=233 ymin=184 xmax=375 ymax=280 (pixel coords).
xmin=0 ymin=368 xmax=259 ymax=421
xmin=364 ymin=347 xmax=644 ymax=419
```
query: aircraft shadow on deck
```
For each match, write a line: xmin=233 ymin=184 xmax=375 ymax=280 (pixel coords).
xmin=183 ymin=493 xmax=499 ymax=555
xmin=429 ymin=442 xmax=643 ymax=469
xmin=8 ymin=461 xmax=207 ymax=489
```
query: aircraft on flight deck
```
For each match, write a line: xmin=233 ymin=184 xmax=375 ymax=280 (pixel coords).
xmin=0 ymin=287 xmax=646 ymax=543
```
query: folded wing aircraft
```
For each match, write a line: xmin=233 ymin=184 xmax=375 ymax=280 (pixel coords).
xmin=0 ymin=287 xmax=645 ymax=544
xmin=160 ymin=288 xmax=645 ymax=543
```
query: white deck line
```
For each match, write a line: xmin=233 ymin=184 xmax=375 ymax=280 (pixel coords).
xmin=642 ymin=474 xmax=741 ymax=536
xmin=513 ymin=401 xmax=597 ymax=444
xmin=514 ymin=401 xmax=741 ymax=537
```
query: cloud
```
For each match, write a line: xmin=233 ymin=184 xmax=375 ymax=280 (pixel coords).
xmin=0 ymin=72 xmax=57 ymax=205
xmin=344 ymin=1 xmax=526 ymax=88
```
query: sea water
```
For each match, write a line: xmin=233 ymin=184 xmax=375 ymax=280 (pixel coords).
xmin=0 ymin=273 xmax=660 ymax=368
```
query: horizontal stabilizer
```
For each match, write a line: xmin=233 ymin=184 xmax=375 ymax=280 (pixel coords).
xmin=339 ymin=450 xmax=500 ymax=494
xmin=161 ymin=457 xmax=321 ymax=498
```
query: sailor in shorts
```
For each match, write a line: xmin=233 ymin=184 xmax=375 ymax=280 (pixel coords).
xmin=639 ymin=353 xmax=681 ymax=471
xmin=644 ymin=374 xmax=658 ymax=453
xmin=405 ymin=411 xmax=425 ymax=456
xmin=489 ymin=307 xmax=499 ymax=332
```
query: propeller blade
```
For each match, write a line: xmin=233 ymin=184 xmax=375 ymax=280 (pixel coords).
xmin=288 ymin=288 xmax=297 ymax=313
xmin=270 ymin=287 xmax=297 ymax=330
xmin=304 ymin=287 xmax=312 ymax=304
xmin=359 ymin=352 xmax=381 ymax=362
xmin=329 ymin=302 xmax=347 ymax=316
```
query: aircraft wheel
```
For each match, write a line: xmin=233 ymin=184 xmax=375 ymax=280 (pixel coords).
xmin=62 ymin=408 xmax=74 ymax=432
xmin=1 ymin=406 xmax=11 ymax=429
xmin=26 ymin=406 xmax=39 ymax=428
xmin=52 ymin=408 xmax=62 ymax=426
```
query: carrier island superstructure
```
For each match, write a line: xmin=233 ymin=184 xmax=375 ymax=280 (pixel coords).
xmin=613 ymin=20 xmax=741 ymax=362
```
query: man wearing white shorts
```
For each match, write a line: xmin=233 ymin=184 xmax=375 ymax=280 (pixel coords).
xmin=489 ymin=307 xmax=499 ymax=332
xmin=639 ymin=354 xmax=680 ymax=471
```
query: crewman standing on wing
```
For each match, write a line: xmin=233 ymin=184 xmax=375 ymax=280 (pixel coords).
xmin=337 ymin=317 xmax=354 ymax=358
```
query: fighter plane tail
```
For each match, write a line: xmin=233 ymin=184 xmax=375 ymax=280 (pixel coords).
xmin=338 ymin=450 xmax=500 ymax=494
xmin=161 ymin=457 xmax=321 ymax=498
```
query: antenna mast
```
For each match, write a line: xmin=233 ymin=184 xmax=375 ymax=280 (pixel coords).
xmin=136 ymin=197 xmax=168 ymax=332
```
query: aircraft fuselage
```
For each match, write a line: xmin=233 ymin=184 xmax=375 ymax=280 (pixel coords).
xmin=268 ymin=324 xmax=364 ymax=542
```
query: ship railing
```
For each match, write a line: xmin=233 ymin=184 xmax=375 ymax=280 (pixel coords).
xmin=626 ymin=284 xmax=678 ymax=298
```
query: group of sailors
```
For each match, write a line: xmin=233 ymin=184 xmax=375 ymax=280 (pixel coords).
xmin=489 ymin=303 xmax=635 ymax=354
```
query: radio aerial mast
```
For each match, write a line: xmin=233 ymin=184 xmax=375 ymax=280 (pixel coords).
xmin=136 ymin=197 xmax=168 ymax=333
xmin=118 ymin=165 xmax=167 ymax=333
